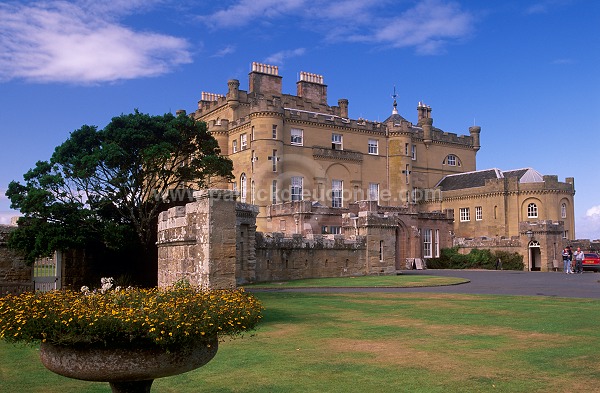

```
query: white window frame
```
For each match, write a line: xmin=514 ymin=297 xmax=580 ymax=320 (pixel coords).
xmin=475 ymin=206 xmax=482 ymax=221
xmin=291 ymin=128 xmax=303 ymax=146
xmin=369 ymin=183 xmax=379 ymax=203
xmin=272 ymin=180 xmax=278 ymax=204
xmin=423 ymin=229 xmax=432 ymax=258
xmin=272 ymin=124 xmax=277 ymax=139
xmin=561 ymin=203 xmax=567 ymax=219
xmin=240 ymin=133 xmax=247 ymax=150
xmin=272 ymin=149 xmax=277 ymax=172
xmin=411 ymin=144 xmax=417 ymax=160
xmin=446 ymin=154 xmax=457 ymax=166
xmin=368 ymin=139 xmax=378 ymax=155
xmin=379 ymin=240 xmax=384 ymax=262
xmin=240 ymin=173 xmax=247 ymax=203
xmin=291 ymin=176 xmax=303 ymax=201
xmin=527 ymin=203 xmax=538 ymax=218
xmin=332 ymin=133 xmax=343 ymax=150
xmin=332 ymin=179 xmax=343 ymax=208
xmin=434 ymin=229 xmax=440 ymax=258
xmin=459 ymin=207 xmax=470 ymax=222
xmin=232 ymin=140 xmax=237 ymax=153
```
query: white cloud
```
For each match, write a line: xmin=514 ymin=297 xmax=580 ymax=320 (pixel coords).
xmin=348 ymin=0 xmax=473 ymax=54
xmin=198 ymin=0 xmax=473 ymax=56
xmin=576 ymin=205 xmax=600 ymax=240
xmin=198 ymin=0 xmax=306 ymax=29
xmin=264 ymin=48 xmax=306 ymax=65
xmin=211 ymin=45 xmax=237 ymax=58
xmin=0 ymin=1 xmax=192 ymax=84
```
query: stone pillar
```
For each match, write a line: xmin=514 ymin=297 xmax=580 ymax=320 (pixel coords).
xmin=157 ymin=189 xmax=238 ymax=289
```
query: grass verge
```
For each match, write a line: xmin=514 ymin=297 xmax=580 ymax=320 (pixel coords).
xmin=2 ymin=291 xmax=600 ymax=392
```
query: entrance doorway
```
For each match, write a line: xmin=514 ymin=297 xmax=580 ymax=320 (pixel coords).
xmin=529 ymin=241 xmax=541 ymax=271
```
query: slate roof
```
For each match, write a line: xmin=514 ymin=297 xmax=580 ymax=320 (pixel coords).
xmin=436 ymin=168 xmax=544 ymax=191
xmin=383 ymin=113 xmax=408 ymax=124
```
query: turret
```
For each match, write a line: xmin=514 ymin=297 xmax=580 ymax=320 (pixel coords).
xmin=227 ymin=79 xmax=240 ymax=109
xmin=418 ymin=102 xmax=433 ymax=145
xmin=469 ymin=125 xmax=481 ymax=152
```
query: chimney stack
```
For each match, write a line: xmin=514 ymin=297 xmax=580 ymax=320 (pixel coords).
xmin=297 ymin=71 xmax=327 ymax=104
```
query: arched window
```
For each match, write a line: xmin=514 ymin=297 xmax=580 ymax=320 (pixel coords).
xmin=240 ymin=173 xmax=247 ymax=202
xmin=527 ymin=203 xmax=538 ymax=218
xmin=443 ymin=154 xmax=461 ymax=166
xmin=561 ymin=203 xmax=567 ymax=219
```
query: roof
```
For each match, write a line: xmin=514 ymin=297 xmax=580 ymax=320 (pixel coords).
xmin=436 ymin=168 xmax=544 ymax=191
xmin=383 ymin=112 xmax=408 ymax=124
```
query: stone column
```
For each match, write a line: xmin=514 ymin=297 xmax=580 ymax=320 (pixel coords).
xmin=194 ymin=190 xmax=238 ymax=289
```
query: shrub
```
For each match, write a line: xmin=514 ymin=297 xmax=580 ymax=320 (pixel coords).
xmin=427 ymin=247 xmax=524 ymax=270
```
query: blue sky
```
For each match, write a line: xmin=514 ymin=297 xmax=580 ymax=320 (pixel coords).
xmin=0 ymin=0 xmax=598 ymax=239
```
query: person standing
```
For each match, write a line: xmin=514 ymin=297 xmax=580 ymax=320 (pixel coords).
xmin=562 ymin=247 xmax=572 ymax=274
xmin=574 ymin=247 xmax=585 ymax=274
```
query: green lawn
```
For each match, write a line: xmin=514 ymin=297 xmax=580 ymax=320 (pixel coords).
xmin=243 ymin=275 xmax=469 ymax=288
xmin=2 ymin=289 xmax=600 ymax=392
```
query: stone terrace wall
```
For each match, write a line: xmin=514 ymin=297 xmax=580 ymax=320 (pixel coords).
xmin=250 ymin=233 xmax=367 ymax=283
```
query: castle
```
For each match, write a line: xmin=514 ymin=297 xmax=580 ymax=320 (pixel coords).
xmin=155 ymin=61 xmax=576 ymax=284
xmin=2 ymin=62 xmax=580 ymax=293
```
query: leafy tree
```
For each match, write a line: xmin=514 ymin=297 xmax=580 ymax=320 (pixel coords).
xmin=7 ymin=111 xmax=233 ymax=272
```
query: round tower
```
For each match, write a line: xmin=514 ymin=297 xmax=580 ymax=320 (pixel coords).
xmin=469 ymin=125 xmax=481 ymax=152
xmin=227 ymin=79 xmax=240 ymax=109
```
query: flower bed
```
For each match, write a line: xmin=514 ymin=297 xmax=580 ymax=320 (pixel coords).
xmin=0 ymin=279 xmax=263 ymax=350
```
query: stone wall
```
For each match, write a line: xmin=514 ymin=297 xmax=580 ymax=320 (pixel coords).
xmin=251 ymin=233 xmax=367 ymax=283
xmin=157 ymin=189 xmax=455 ymax=288
xmin=0 ymin=225 xmax=32 ymax=295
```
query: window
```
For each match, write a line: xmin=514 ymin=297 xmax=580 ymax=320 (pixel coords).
xmin=405 ymin=143 xmax=409 ymax=156
xmin=272 ymin=180 xmax=277 ymax=204
xmin=291 ymin=128 xmax=303 ymax=145
xmin=446 ymin=154 xmax=457 ymax=166
xmin=251 ymin=180 xmax=255 ymax=204
xmin=332 ymin=179 xmax=343 ymax=208
xmin=368 ymin=139 xmax=378 ymax=155
xmin=434 ymin=229 xmax=440 ymax=258
xmin=240 ymin=133 xmax=247 ymax=150
xmin=291 ymin=176 xmax=303 ymax=201
xmin=272 ymin=125 xmax=277 ymax=139
xmin=527 ymin=203 xmax=538 ymax=218
xmin=332 ymin=133 xmax=343 ymax=150
xmin=251 ymin=126 xmax=255 ymax=141
xmin=369 ymin=183 xmax=379 ymax=203
xmin=405 ymin=164 xmax=410 ymax=184
xmin=423 ymin=229 xmax=432 ymax=258
xmin=329 ymin=226 xmax=342 ymax=235
xmin=411 ymin=145 xmax=417 ymax=160
xmin=240 ymin=173 xmax=247 ymax=203
xmin=561 ymin=203 xmax=567 ymax=219
xmin=251 ymin=150 xmax=256 ymax=172
xmin=232 ymin=140 xmax=237 ymax=153
xmin=271 ymin=150 xmax=277 ymax=172
xmin=475 ymin=206 xmax=482 ymax=221
xmin=232 ymin=181 xmax=237 ymax=192
xmin=459 ymin=207 xmax=470 ymax=222
xmin=379 ymin=241 xmax=384 ymax=261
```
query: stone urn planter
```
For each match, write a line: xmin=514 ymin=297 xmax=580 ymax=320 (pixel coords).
xmin=39 ymin=336 xmax=218 ymax=393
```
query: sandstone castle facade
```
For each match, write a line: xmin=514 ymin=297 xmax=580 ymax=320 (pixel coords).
xmin=147 ymin=61 xmax=576 ymax=281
